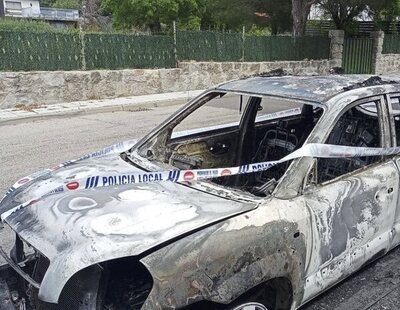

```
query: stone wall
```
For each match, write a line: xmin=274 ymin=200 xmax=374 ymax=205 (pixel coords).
xmin=376 ymin=54 xmax=400 ymax=74
xmin=0 ymin=60 xmax=339 ymax=109
xmin=368 ymin=30 xmax=400 ymax=75
xmin=329 ymin=30 xmax=344 ymax=68
xmin=370 ymin=31 xmax=400 ymax=75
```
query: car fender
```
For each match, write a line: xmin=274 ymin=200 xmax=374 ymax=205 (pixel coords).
xmin=140 ymin=197 xmax=310 ymax=309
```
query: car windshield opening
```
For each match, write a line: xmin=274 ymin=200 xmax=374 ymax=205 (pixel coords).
xmin=138 ymin=92 xmax=324 ymax=197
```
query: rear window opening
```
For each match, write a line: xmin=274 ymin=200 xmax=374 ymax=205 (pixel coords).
xmin=138 ymin=92 xmax=324 ymax=197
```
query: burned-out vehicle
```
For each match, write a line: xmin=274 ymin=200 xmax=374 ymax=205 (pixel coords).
xmin=2 ymin=74 xmax=400 ymax=310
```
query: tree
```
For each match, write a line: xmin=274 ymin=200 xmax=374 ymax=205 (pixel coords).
xmin=316 ymin=0 xmax=400 ymax=34
xmin=255 ymin=0 xmax=292 ymax=35
xmin=52 ymin=0 xmax=81 ymax=9
xmin=40 ymin=0 xmax=56 ymax=7
xmin=196 ymin=0 xmax=255 ymax=31
xmin=316 ymin=0 xmax=366 ymax=33
xmin=292 ymin=0 xmax=317 ymax=37
xmin=102 ymin=0 xmax=201 ymax=31
xmin=198 ymin=0 xmax=292 ymax=34
xmin=40 ymin=0 xmax=82 ymax=9
xmin=368 ymin=0 xmax=400 ymax=30
xmin=101 ymin=0 xmax=294 ymax=34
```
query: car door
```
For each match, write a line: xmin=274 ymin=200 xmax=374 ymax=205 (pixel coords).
xmin=301 ymin=96 xmax=399 ymax=302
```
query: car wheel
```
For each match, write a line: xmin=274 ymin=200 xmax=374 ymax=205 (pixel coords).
xmin=231 ymin=302 xmax=269 ymax=310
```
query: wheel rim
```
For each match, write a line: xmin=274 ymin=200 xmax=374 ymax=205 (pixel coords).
xmin=231 ymin=302 xmax=268 ymax=310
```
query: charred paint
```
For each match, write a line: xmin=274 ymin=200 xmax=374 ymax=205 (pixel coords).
xmin=2 ymin=75 xmax=400 ymax=309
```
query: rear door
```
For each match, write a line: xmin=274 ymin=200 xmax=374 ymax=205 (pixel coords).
xmin=302 ymin=96 xmax=399 ymax=302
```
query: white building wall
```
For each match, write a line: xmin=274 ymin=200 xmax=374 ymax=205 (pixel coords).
xmin=23 ymin=0 xmax=40 ymax=14
xmin=4 ymin=0 xmax=40 ymax=16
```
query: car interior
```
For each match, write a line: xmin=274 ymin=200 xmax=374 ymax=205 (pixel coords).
xmin=139 ymin=92 xmax=324 ymax=197
xmin=316 ymin=101 xmax=382 ymax=183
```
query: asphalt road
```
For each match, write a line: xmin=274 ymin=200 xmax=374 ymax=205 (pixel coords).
xmin=0 ymin=99 xmax=400 ymax=309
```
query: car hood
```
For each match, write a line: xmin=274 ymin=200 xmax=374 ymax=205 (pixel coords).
xmin=0 ymin=149 xmax=256 ymax=303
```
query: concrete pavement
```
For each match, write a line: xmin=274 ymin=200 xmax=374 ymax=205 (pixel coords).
xmin=0 ymin=90 xmax=204 ymax=124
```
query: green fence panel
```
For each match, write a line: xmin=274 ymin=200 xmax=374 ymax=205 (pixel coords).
xmin=0 ymin=30 xmax=81 ymax=71
xmin=383 ymin=34 xmax=400 ymax=54
xmin=84 ymin=33 xmax=175 ymax=70
xmin=244 ymin=36 xmax=330 ymax=62
xmin=343 ymin=38 xmax=373 ymax=74
xmin=177 ymin=31 xmax=242 ymax=62
xmin=0 ymin=30 xmax=331 ymax=71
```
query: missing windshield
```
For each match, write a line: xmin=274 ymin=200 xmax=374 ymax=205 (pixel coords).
xmin=138 ymin=92 xmax=324 ymax=197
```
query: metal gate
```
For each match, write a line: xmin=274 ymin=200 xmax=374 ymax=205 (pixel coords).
xmin=343 ymin=37 xmax=374 ymax=74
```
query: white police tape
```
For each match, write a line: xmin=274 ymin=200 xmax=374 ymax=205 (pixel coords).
xmin=2 ymin=142 xmax=400 ymax=221
xmin=2 ymin=140 xmax=136 ymax=200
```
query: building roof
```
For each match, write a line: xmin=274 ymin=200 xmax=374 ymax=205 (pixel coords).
xmin=216 ymin=74 xmax=400 ymax=104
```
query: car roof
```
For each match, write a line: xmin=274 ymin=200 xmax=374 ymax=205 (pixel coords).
xmin=216 ymin=74 xmax=400 ymax=105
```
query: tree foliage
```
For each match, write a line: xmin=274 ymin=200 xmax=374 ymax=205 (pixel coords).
xmin=315 ymin=0 xmax=400 ymax=34
xmin=52 ymin=0 xmax=81 ymax=9
xmin=316 ymin=0 xmax=366 ymax=33
xmin=101 ymin=0 xmax=294 ymax=34
xmin=199 ymin=0 xmax=255 ymax=31
xmin=0 ymin=17 xmax=69 ymax=32
xmin=101 ymin=0 xmax=201 ymax=31
xmin=368 ymin=0 xmax=400 ymax=29
xmin=39 ymin=0 xmax=81 ymax=9
xmin=99 ymin=0 xmax=400 ymax=35
xmin=199 ymin=0 xmax=293 ymax=34
xmin=255 ymin=0 xmax=293 ymax=35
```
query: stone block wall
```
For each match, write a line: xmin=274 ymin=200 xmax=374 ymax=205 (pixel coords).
xmin=376 ymin=54 xmax=400 ymax=74
xmin=370 ymin=31 xmax=400 ymax=74
xmin=0 ymin=60 xmax=339 ymax=109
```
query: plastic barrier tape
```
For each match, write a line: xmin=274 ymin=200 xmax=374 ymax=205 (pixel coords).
xmin=1 ymin=142 xmax=400 ymax=221
xmin=1 ymin=140 xmax=136 ymax=200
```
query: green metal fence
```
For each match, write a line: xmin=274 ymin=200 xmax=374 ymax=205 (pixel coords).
xmin=383 ymin=34 xmax=400 ymax=54
xmin=0 ymin=30 xmax=332 ymax=71
xmin=84 ymin=33 xmax=175 ymax=70
xmin=0 ymin=30 xmax=81 ymax=71
xmin=343 ymin=37 xmax=374 ymax=74
xmin=177 ymin=31 xmax=243 ymax=62
xmin=244 ymin=36 xmax=330 ymax=61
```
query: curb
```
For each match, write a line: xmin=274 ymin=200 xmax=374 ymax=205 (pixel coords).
xmin=0 ymin=90 xmax=205 ymax=125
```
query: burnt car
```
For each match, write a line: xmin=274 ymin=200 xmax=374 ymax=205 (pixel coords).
xmin=1 ymin=74 xmax=400 ymax=310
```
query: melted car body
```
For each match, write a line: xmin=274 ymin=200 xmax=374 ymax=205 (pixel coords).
xmin=2 ymin=74 xmax=400 ymax=310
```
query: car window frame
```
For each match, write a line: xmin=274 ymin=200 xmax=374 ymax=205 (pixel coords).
xmin=386 ymin=93 xmax=400 ymax=148
xmin=170 ymin=92 xmax=253 ymax=140
xmin=306 ymin=94 xmax=391 ymax=187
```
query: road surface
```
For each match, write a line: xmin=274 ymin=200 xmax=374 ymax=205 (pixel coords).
xmin=0 ymin=99 xmax=399 ymax=309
